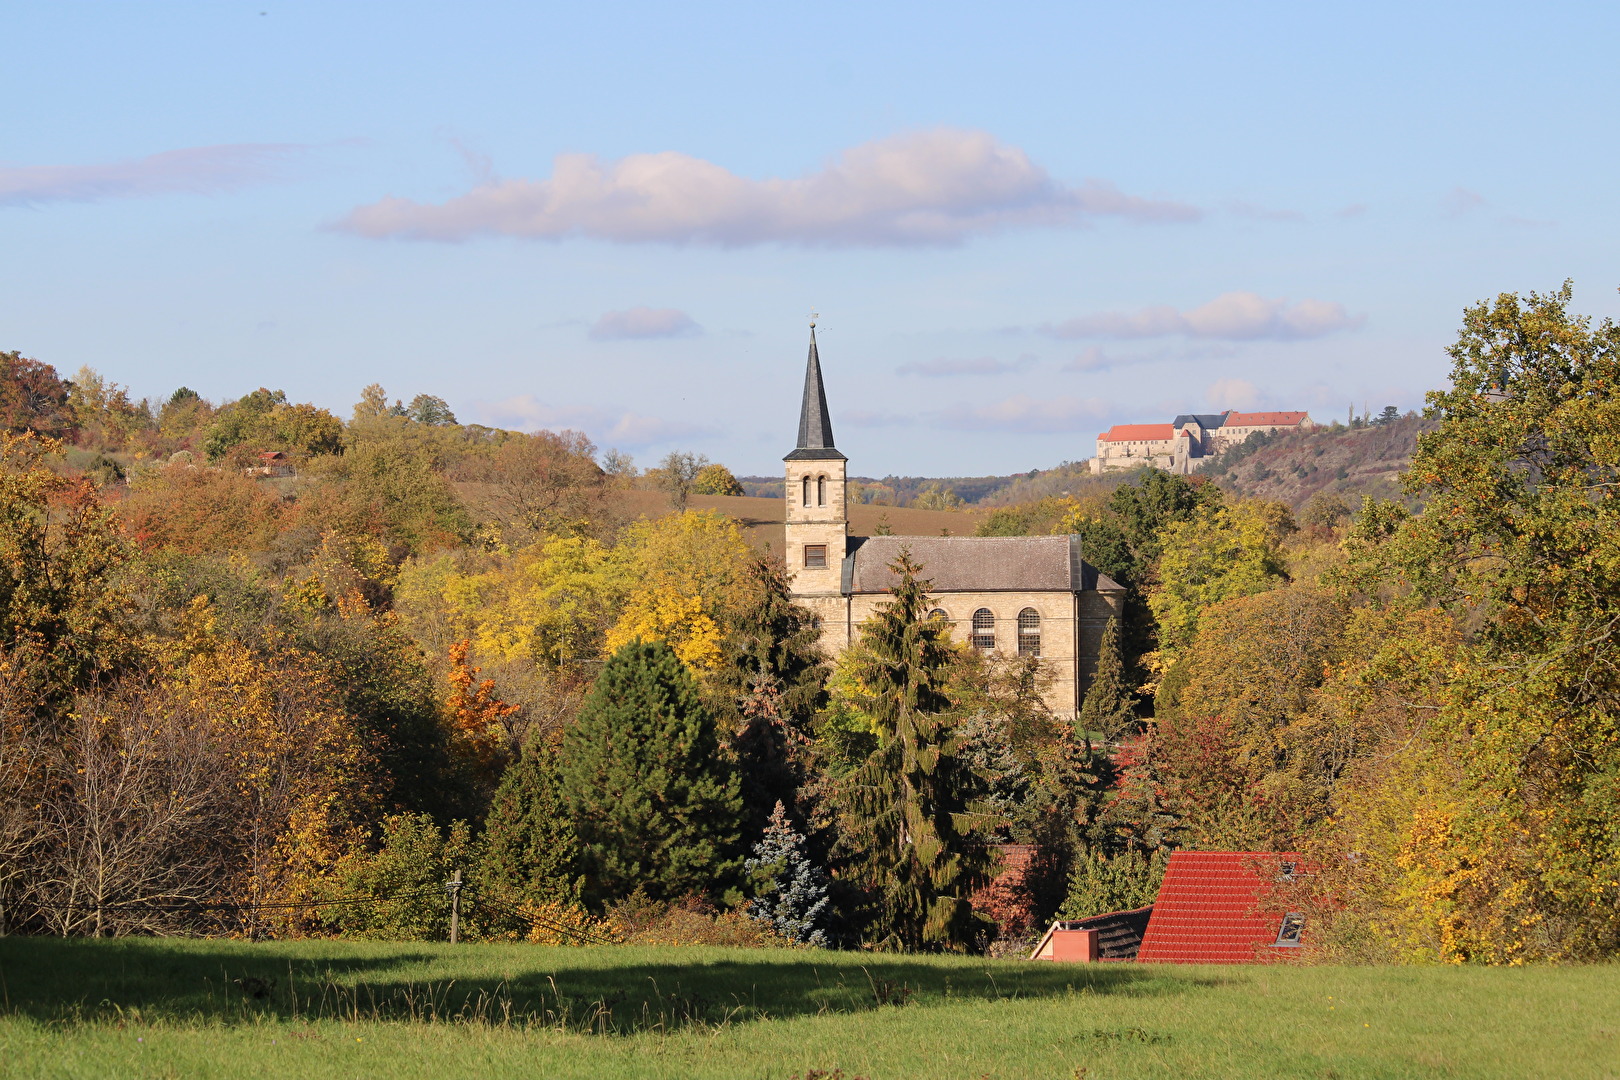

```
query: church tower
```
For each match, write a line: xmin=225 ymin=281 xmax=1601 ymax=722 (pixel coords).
xmin=783 ymin=321 xmax=848 ymax=611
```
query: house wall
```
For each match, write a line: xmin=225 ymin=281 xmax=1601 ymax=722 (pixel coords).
xmin=813 ymin=586 xmax=1124 ymax=717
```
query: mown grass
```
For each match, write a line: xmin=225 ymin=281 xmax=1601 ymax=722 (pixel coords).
xmin=0 ymin=936 xmax=1615 ymax=1079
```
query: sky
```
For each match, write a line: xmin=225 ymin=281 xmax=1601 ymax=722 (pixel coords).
xmin=5 ymin=1 xmax=1619 ymax=477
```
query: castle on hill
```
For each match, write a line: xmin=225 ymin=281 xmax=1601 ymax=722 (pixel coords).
xmin=1091 ymin=410 xmax=1316 ymax=475
xmin=782 ymin=326 xmax=1124 ymax=719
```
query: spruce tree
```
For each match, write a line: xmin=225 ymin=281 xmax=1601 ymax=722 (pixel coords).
xmin=475 ymin=731 xmax=582 ymax=917
xmin=1077 ymin=617 xmax=1135 ymax=740
xmin=711 ymin=553 xmax=829 ymax=840
xmin=561 ymin=639 xmax=742 ymax=905
xmin=833 ymin=549 xmax=995 ymax=951
xmin=745 ymin=800 xmax=832 ymax=946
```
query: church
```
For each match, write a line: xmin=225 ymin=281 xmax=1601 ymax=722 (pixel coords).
xmin=782 ymin=326 xmax=1126 ymax=719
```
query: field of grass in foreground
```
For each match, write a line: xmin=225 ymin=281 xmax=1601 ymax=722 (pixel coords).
xmin=0 ymin=937 xmax=1615 ymax=1079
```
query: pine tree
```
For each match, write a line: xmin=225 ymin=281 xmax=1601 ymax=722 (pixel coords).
xmin=711 ymin=553 xmax=829 ymax=841
xmin=475 ymin=731 xmax=582 ymax=918
xmin=746 ymin=800 xmax=831 ymax=946
xmin=1077 ymin=617 xmax=1135 ymax=740
xmin=560 ymin=639 xmax=743 ymax=905
xmin=832 ymin=549 xmax=995 ymax=951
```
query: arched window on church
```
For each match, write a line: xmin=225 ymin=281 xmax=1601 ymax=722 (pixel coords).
xmin=928 ymin=608 xmax=950 ymax=625
xmin=801 ymin=475 xmax=811 ymax=506
xmin=1017 ymin=608 xmax=1041 ymax=657
xmin=970 ymin=609 xmax=995 ymax=652
xmin=817 ymin=475 xmax=826 ymax=506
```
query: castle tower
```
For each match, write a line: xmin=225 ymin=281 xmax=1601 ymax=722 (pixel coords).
xmin=783 ymin=323 xmax=848 ymax=619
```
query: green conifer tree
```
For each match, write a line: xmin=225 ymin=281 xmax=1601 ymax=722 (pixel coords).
xmin=832 ymin=549 xmax=995 ymax=951
xmin=711 ymin=553 xmax=829 ymax=840
xmin=474 ymin=731 xmax=582 ymax=921
xmin=1076 ymin=617 xmax=1135 ymax=740
xmin=561 ymin=639 xmax=743 ymax=905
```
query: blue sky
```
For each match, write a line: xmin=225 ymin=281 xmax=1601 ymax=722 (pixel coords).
xmin=5 ymin=1 xmax=1618 ymax=476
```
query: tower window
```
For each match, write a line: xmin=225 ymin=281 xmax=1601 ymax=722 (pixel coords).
xmin=1017 ymin=608 xmax=1041 ymax=657
xmin=970 ymin=609 xmax=995 ymax=651
xmin=803 ymin=544 xmax=828 ymax=569
xmin=801 ymin=475 xmax=811 ymax=507
xmin=817 ymin=475 xmax=826 ymax=506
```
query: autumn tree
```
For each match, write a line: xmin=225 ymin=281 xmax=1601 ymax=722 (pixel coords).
xmin=0 ymin=351 xmax=75 ymax=440
xmin=560 ymin=640 xmax=742 ymax=905
xmin=406 ymin=394 xmax=457 ymax=425
xmin=653 ymin=451 xmax=707 ymax=510
xmin=0 ymin=432 xmax=140 ymax=704
xmin=1148 ymin=498 xmax=1293 ymax=654
xmin=830 ymin=550 xmax=995 ymax=951
xmin=158 ymin=387 xmax=212 ymax=444
xmin=692 ymin=462 xmax=744 ymax=497
xmin=444 ymin=638 xmax=521 ymax=780
xmin=603 ymin=510 xmax=753 ymax=670
xmin=67 ymin=367 xmax=153 ymax=450
xmin=1326 ymin=282 xmax=1620 ymax=961
xmin=201 ymin=387 xmax=343 ymax=464
xmin=457 ymin=429 xmax=607 ymax=540
xmin=117 ymin=463 xmax=285 ymax=554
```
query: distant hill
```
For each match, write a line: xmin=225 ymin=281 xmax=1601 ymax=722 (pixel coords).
xmin=734 ymin=415 xmax=1431 ymax=515
xmin=1204 ymin=416 xmax=1433 ymax=509
xmin=738 ymin=461 xmax=1120 ymax=509
xmin=617 ymin=490 xmax=987 ymax=550
xmin=737 ymin=472 xmax=1042 ymax=506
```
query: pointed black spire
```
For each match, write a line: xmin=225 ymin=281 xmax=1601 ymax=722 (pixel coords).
xmin=786 ymin=323 xmax=846 ymax=461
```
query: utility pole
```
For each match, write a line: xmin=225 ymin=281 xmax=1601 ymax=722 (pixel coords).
xmin=447 ymin=868 xmax=462 ymax=944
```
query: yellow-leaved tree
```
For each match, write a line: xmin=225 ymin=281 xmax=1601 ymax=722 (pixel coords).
xmin=603 ymin=510 xmax=754 ymax=671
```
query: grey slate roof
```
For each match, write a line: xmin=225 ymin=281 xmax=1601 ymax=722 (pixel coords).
xmin=1172 ymin=412 xmax=1228 ymax=430
xmin=785 ymin=327 xmax=845 ymax=462
xmin=841 ymin=535 xmax=1124 ymax=595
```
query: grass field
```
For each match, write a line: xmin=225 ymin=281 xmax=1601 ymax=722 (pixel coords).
xmin=0 ymin=937 xmax=1615 ymax=1079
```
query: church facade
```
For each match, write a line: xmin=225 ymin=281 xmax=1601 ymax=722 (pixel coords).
xmin=783 ymin=327 xmax=1126 ymax=719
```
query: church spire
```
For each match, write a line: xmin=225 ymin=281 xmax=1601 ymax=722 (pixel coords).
xmin=786 ymin=320 xmax=846 ymax=461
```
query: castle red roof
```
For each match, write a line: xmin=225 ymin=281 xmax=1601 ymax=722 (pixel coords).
xmin=1096 ymin=423 xmax=1180 ymax=442
xmin=1223 ymin=411 xmax=1309 ymax=427
xmin=1135 ymin=851 xmax=1303 ymax=964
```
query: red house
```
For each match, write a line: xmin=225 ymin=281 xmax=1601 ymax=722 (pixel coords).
xmin=1135 ymin=851 xmax=1305 ymax=964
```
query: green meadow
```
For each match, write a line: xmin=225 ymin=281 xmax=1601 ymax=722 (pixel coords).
xmin=0 ymin=938 xmax=1615 ymax=1079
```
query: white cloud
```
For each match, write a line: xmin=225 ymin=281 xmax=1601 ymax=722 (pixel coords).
xmin=588 ymin=307 xmax=701 ymax=341
xmin=476 ymin=394 xmax=702 ymax=448
xmin=0 ymin=144 xmax=305 ymax=207
xmin=1205 ymin=378 xmax=1262 ymax=411
xmin=1044 ymin=291 xmax=1363 ymax=342
xmin=339 ymin=128 xmax=1200 ymax=247
xmin=932 ymin=393 xmax=1110 ymax=433
xmin=895 ymin=354 xmax=1035 ymax=377
xmin=1066 ymin=343 xmax=1243 ymax=373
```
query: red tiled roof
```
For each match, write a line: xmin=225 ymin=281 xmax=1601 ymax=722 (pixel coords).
xmin=1223 ymin=411 xmax=1309 ymax=427
xmin=1097 ymin=423 xmax=1176 ymax=442
xmin=1135 ymin=851 xmax=1302 ymax=964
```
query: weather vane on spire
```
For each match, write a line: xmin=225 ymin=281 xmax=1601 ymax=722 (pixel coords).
xmin=808 ymin=309 xmax=819 ymax=329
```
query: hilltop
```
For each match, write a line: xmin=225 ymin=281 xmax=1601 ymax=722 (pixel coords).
xmin=1204 ymin=414 xmax=1433 ymax=509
